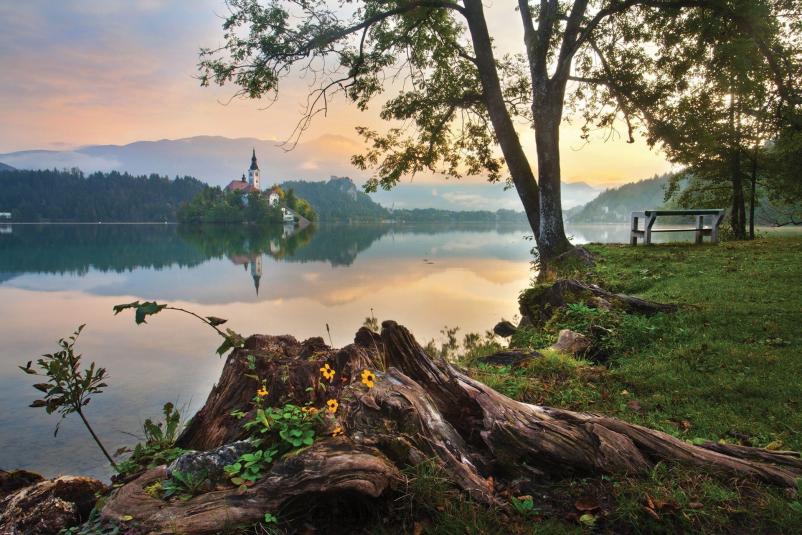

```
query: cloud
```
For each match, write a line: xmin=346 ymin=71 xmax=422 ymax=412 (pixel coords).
xmin=0 ymin=1 xmax=672 ymax=185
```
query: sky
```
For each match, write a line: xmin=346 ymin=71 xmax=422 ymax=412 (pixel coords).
xmin=0 ymin=0 xmax=675 ymax=186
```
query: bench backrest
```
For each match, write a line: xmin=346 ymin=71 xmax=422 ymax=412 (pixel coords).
xmin=642 ymin=209 xmax=724 ymax=216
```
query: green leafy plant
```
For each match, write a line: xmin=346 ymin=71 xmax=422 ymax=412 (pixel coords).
xmin=224 ymin=447 xmax=278 ymax=487
xmin=246 ymin=404 xmax=317 ymax=449
xmin=113 ymin=301 xmax=245 ymax=356
xmin=510 ymin=495 xmax=541 ymax=517
xmin=790 ymin=479 xmax=802 ymax=513
xmin=58 ymin=507 xmax=125 ymax=534
xmin=224 ymin=403 xmax=321 ymax=487
xmin=162 ymin=469 xmax=209 ymax=500
xmin=20 ymin=325 xmax=116 ymax=469
xmin=116 ymin=403 xmax=187 ymax=477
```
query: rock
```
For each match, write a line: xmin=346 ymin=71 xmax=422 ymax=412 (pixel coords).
xmin=0 ymin=469 xmax=44 ymax=499
xmin=168 ymin=440 xmax=252 ymax=485
xmin=550 ymin=329 xmax=592 ymax=356
xmin=590 ymin=296 xmax=612 ymax=311
xmin=478 ymin=350 xmax=541 ymax=367
xmin=519 ymin=279 xmax=677 ymax=327
xmin=492 ymin=320 xmax=518 ymax=338
xmin=0 ymin=475 xmax=105 ymax=535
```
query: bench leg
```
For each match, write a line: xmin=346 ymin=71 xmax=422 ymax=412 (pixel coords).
xmin=695 ymin=215 xmax=704 ymax=244
xmin=630 ymin=216 xmax=639 ymax=245
xmin=645 ymin=214 xmax=657 ymax=245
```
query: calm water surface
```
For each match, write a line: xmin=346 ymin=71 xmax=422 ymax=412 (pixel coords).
xmin=0 ymin=222 xmax=649 ymax=479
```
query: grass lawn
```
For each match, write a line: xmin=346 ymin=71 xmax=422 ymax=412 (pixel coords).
xmin=446 ymin=236 xmax=802 ymax=534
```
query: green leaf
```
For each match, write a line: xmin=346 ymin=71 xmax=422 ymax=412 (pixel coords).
xmin=113 ymin=301 xmax=141 ymax=315
xmin=134 ymin=302 xmax=167 ymax=324
xmin=206 ymin=316 xmax=228 ymax=327
xmin=29 ymin=399 xmax=48 ymax=408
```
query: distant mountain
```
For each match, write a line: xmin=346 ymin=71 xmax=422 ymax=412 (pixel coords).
xmin=0 ymin=161 xmax=14 ymax=172
xmin=370 ymin=181 xmax=601 ymax=211
xmin=0 ymin=136 xmax=603 ymax=211
xmin=0 ymin=135 xmax=364 ymax=188
xmin=566 ymin=174 xmax=672 ymax=224
xmin=281 ymin=177 xmax=391 ymax=222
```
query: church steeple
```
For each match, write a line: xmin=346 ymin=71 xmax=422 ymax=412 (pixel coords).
xmin=250 ymin=255 xmax=262 ymax=296
xmin=248 ymin=148 xmax=261 ymax=190
xmin=250 ymin=148 xmax=259 ymax=171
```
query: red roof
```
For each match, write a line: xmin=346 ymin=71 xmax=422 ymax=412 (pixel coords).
xmin=225 ymin=180 xmax=259 ymax=193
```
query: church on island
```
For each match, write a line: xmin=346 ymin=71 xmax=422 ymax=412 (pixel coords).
xmin=224 ymin=149 xmax=281 ymax=208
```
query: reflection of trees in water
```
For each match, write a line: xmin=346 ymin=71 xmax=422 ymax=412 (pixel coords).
xmin=177 ymin=224 xmax=316 ymax=262
xmin=180 ymin=224 xmax=390 ymax=267
xmin=0 ymin=224 xmax=208 ymax=275
xmin=283 ymin=224 xmax=389 ymax=266
xmin=285 ymin=222 xmax=531 ymax=266
xmin=0 ymin=222 xmax=536 ymax=280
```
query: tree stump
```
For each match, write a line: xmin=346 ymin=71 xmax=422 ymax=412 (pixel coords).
xmin=102 ymin=321 xmax=802 ymax=534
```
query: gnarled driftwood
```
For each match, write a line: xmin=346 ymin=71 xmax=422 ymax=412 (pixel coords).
xmin=102 ymin=321 xmax=801 ymax=534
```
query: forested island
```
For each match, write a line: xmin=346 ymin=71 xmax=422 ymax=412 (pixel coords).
xmin=177 ymin=185 xmax=316 ymax=225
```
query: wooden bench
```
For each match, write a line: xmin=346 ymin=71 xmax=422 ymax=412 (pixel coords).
xmin=630 ymin=209 xmax=726 ymax=245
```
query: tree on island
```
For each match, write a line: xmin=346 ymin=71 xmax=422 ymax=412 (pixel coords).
xmin=198 ymin=0 xmax=795 ymax=263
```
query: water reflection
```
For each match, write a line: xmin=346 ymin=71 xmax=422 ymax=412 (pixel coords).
xmin=0 ymin=221 xmax=712 ymax=479
xmin=0 ymin=222 xmax=537 ymax=480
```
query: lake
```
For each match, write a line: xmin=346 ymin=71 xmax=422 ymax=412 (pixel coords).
xmin=0 ymin=221 xmax=687 ymax=479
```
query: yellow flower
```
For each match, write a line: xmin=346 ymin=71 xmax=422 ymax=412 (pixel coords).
xmin=360 ymin=369 xmax=376 ymax=389
xmin=256 ymin=387 xmax=268 ymax=397
xmin=320 ymin=363 xmax=336 ymax=381
xmin=331 ymin=425 xmax=343 ymax=437
xmin=326 ymin=399 xmax=339 ymax=414
xmin=302 ymin=406 xmax=319 ymax=416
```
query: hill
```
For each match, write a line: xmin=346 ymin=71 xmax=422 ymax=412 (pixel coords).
xmin=280 ymin=177 xmax=391 ymax=221
xmin=391 ymin=208 xmax=527 ymax=223
xmin=0 ymin=135 xmax=364 ymax=188
xmin=369 ymin=181 xmax=601 ymax=211
xmin=0 ymin=168 xmax=206 ymax=222
xmin=280 ymin=176 xmax=536 ymax=223
xmin=566 ymin=174 xmax=671 ymax=223
xmin=0 ymin=161 xmax=14 ymax=172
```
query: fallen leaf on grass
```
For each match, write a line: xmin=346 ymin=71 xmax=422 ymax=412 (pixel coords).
xmin=574 ymin=496 xmax=600 ymax=512
xmin=626 ymin=400 xmax=642 ymax=411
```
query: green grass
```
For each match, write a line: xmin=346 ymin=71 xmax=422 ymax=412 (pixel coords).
xmin=586 ymin=237 xmax=802 ymax=450
xmin=447 ymin=236 xmax=802 ymax=534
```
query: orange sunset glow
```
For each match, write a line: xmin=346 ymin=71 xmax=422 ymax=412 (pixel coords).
xmin=0 ymin=1 xmax=673 ymax=186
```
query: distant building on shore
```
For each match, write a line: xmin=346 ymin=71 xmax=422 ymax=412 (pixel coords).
xmin=225 ymin=149 xmax=262 ymax=194
xmin=267 ymin=185 xmax=281 ymax=207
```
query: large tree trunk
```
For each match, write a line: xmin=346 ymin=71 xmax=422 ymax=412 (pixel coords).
xmin=463 ymin=0 xmax=541 ymax=239
xmin=749 ymin=151 xmax=758 ymax=239
xmin=101 ymin=322 xmax=802 ymax=534
xmin=534 ymin=104 xmax=574 ymax=260
xmin=729 ymin=90 xmax=747 ymax=240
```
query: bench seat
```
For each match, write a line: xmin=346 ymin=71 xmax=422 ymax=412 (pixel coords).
xmin=630 ymin=209 xmax=725 ymax=245
xmin=631 ymin=228 xmax=712 ymax=233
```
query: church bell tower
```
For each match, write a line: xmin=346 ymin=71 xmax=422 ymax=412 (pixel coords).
xmin=248 ymin=148 xmax=260 ymax=190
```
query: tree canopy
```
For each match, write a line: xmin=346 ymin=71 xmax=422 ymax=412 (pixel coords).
xmin=199 ymin=0 xmax=800 ymax=259
xmin=0 ymin=168 xmax=206 ymax=222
